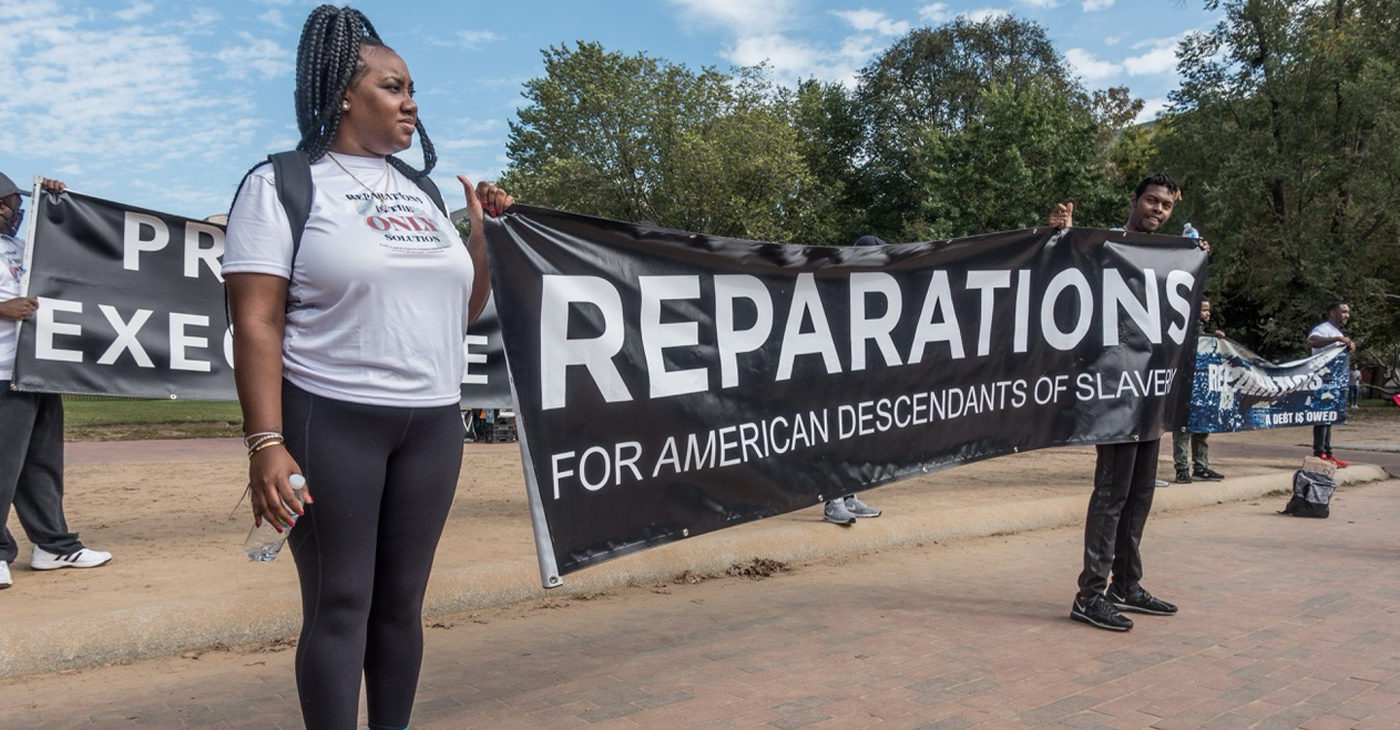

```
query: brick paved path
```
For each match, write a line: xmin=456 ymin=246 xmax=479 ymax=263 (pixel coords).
xmin=4 ymin=479 xmax=1398 ymax=730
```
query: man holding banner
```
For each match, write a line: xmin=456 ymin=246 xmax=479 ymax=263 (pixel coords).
xmin=1050 ymin=172 xmax=1206 ymax=632
xmin=1307 ymin=301 xmax=1355 ymax=468
xmin=0 ymin=173 xmax=112 ymax=590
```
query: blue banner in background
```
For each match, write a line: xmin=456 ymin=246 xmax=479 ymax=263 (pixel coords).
xmin=1186 ymin=337 xmax=1349 ymax=433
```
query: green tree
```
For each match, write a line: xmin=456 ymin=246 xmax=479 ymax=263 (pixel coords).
xmin=896 ymin=80 xmax=1117 ymax=239
xmin=1103 ymin=120 xmax=1163 ymax=206
xmin=500 ymin=43 xmax=834 ymax=243
xmin=856 ymin=16 xmax=1077 ymax=139
xmin=1157 ymin=0 xmax=1400 ymax=357
xmin=785 ymin=79 xmax=865 ymax=245
xmin=851 ymin=16 xmax=1117 ymax=240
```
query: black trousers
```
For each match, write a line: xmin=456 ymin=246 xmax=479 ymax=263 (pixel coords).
xmin=1313 ymin=424 xmax=1332 ymax=457
xmin=0 ymin=382 xmax=83 ymax=563
xmin=1078 ymin=440 xmax=1159 ymax=599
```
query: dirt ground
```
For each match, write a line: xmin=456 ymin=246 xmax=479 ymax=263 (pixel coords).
xmin=2 ymin=413 xmax=1398 ymax=664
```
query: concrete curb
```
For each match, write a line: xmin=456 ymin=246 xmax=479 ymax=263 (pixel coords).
xmin=0 ymin=464 xmax=1387 ymax=679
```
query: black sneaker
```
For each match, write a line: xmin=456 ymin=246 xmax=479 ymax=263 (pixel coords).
xmin=1107 ymin=585 xmax=1178 ymax=615
xmin=1193 ymin=466 xmax=1224 ymax=481
xmin=1070 ymin=594 xmax=1134 ymax=631
xmin=1175 ymin=469 xmax=1191 ymax=484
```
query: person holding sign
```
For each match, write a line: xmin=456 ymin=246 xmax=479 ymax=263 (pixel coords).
xmin=1307 ymin=301 xmax=1355 ymax=468
xmin=1049 ymin=172 xmax=1208 ymax=632
xmin=824 ymin=234 xmax=888 ymax=525
xmin=1 ymin=173 xmax=113 ymax=590
xmin=1172 ymin=296 xmax=1226 ymax=484
xmin=223 ymin=6 xmax=512 ymax=730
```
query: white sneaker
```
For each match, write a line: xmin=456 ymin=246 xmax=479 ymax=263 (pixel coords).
xmin=30 ymin=546 xmax=112 ymax=571
xmin=0 ymin=561 xmax=11 ymax=588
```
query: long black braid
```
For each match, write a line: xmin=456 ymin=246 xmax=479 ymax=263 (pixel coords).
xmin=293 ymin=4 xmax=437 ymax=178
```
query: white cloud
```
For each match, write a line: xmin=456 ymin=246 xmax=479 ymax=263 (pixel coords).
xmin=1017 ymin=0 xmax=1060 ymax=8
xmin=663 ymin=0 xmax=868 ymax=86
xmin=215 ymin=34 xmax=290 ymax=81
xmin=183 ymin=7 xmax=220 ymax=32
xmin=838 ymin=34 xmax=885 ymax=62
xmin=1135 ymin=97 xmax=1169 ymax=123
xmin=1122 ymin=42 xmax=1179 ymax=76
xmin=1065 ymin=48 xmax=1120 ymax=81
xmin=962 ymin=8 xmax=1010 ymax=22
xmin=258 ymin=9 xmax=285 ymax=29
xmin=919 ymin=3 xmax=953 ymax=22
xmin=1082 ymin=0 xmax=1115 ymax=10
xmin=833 ymin=9 xmax=910 ymax=36
xmin=114 ymin=2 xmax=154 ymax=21
xmin=727 ymin=32 xmax=820 ymax=71
xmin=456 ymin=29 xmax=500 ymax=50
xmin=663 ymin=0 xmax=796 ymax=31
xmin=0 ymin=2 xmax=265 ymax=214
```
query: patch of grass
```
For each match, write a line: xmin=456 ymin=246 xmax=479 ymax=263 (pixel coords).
xmin=62 ymin=397 xmax=243 ymax=441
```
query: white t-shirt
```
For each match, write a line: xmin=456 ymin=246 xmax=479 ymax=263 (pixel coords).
xmin=223 ymin=153 xmax=473 ymax=407
xmin=0 ymin=232 xmax=25 ymax=380
xmin=1309 ymin=321 xmax=1344 ymax=356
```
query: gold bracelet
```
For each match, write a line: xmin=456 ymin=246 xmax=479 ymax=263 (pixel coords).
xmin=246 ymin=433 xmax=284 ymax=453
xmin=248 ymin=438 xmax=285 ymax=458
xmin=243 ymin=430 xmax=283 ymax=449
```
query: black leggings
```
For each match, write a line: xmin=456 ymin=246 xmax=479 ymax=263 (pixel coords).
xmin=282 ymin=382 xmax=464 ymax=730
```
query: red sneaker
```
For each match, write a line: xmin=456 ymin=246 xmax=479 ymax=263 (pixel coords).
xmin=1322 ymin=453 xmax=1349 ymax=469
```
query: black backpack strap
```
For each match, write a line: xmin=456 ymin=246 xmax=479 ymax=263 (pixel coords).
xmin=412 ymin=172 xmax=448 ymax=217
xmin=268 ymin=150 xmax=313 ymax=261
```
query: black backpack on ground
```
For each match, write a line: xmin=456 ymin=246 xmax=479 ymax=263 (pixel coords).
xmin=1280 ymin=469 xmax=1335 ymax=518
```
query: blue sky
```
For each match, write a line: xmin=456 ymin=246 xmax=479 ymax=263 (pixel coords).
xmin=1 ymin=0 xmax=1218 ymax=220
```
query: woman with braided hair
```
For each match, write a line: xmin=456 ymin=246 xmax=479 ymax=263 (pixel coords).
xmin=223 ymin=5 xmax=513 ymax=729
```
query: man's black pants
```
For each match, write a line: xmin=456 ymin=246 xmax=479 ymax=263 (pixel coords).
xmin=1078 ymin=439 xmax=1159 ymax=599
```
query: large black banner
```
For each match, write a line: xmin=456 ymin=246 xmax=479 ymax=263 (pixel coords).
xmin=485 ymin=206 xmax=1208 ymax=586
xmin=14 ymin=187 xmax=511 ymax=405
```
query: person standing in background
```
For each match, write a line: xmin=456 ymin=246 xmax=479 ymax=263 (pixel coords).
xmin=824 ymin=234 xmax=887 ymax=525
xmin=1307 ymin=301 xmax=1354 ymax=468
xmin=0 ymin=172 xmax=113 ymax=591
xmin=1172 ymin=297 xmax=1226 ymax=484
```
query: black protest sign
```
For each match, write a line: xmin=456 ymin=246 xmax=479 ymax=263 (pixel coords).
xmin=15 ymin=189 xmax=511 ymax=405
xmin=484 ymin=207 xmax=1207 ymax=586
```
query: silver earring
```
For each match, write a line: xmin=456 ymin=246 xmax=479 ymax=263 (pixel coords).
xmin=341 ymin=101 xmax=350 ymax=111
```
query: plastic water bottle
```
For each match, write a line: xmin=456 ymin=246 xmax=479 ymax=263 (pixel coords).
xmin=1182 ymin=222 xmax=1199 ymax=238
xmin=244 ymin=474 xmax=306 ymax=562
